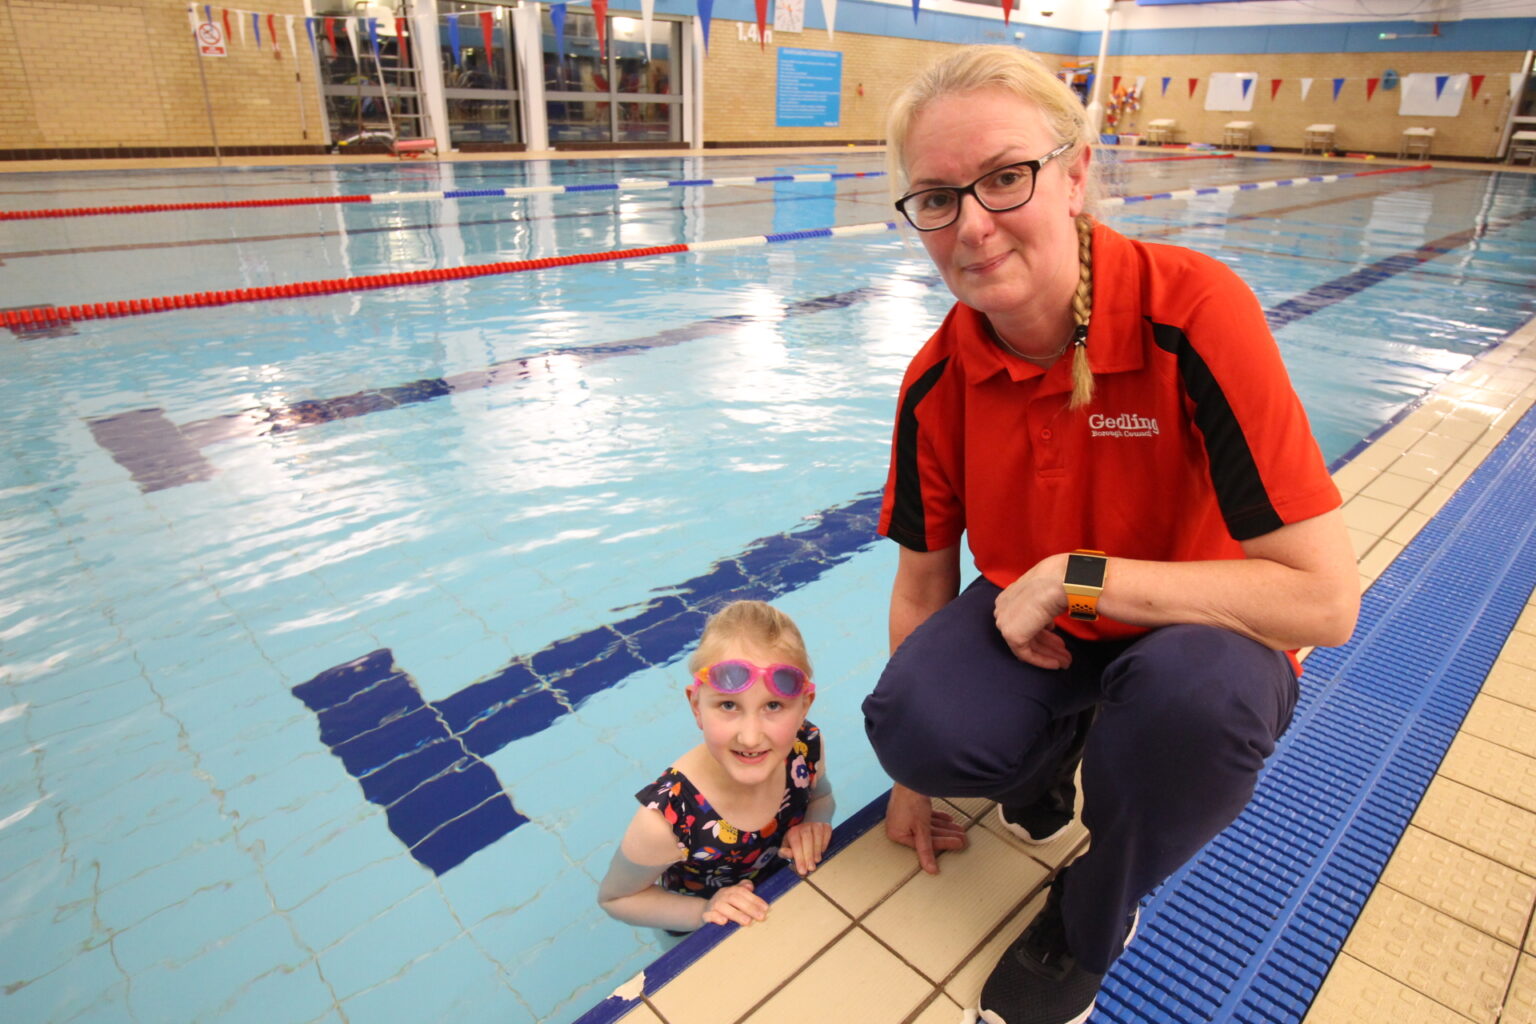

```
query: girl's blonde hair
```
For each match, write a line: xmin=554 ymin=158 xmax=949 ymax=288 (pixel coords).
xmin=886 ymin=45 xmax=1099 ymax=410
xmin=688 ymin=601 xmax=812 ymax=677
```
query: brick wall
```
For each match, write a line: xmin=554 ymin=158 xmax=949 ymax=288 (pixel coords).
xmin=0 ymin=0 xmax=323 ymax=153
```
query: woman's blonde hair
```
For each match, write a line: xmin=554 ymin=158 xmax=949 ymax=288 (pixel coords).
xmin=688 ymin=601 xmax=812 ymax=677
xmin=886 ymin=45 xmax=1099 ymax=409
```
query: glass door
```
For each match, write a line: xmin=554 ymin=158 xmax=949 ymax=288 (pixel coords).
xmin=542 ymin=11 xmax=683 ymax=144
xmin=439 ymin=1 xmax=522 ymax=146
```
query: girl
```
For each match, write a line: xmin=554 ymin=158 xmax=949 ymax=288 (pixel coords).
xmin=598 ymin=601 xmax=834 ymax=932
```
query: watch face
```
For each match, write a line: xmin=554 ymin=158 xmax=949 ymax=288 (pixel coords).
xmin=1065 ymin=554 xmax=1106 ymax=588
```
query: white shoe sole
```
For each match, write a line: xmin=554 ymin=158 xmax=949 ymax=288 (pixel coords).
xmin=993 ymin=804 xmax=1073 ymax=846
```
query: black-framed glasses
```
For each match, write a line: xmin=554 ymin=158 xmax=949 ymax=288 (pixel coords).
xmin=894 ymin=142 xmax=1073 ymax=231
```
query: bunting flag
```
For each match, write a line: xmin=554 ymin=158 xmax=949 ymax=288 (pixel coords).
xmin=1434 ymin=74 xmax=1449 ymax=99
xmin=188 ymin=3 xmax=200 ymax=34
xmin=305 ymin=15 xmax=316 ymax=52
xmin=697 ymin=0 xmax=713 ymax=51
xmin=1160 ymin=76 xmax=1170 ymax=97
xmin=267 ymin=13 xmax=278 ymax=54
xmin=552 ymin=3 xmax=566 ymax=62
xmin=912 ymin=0 xmax=920 ymax=22
xmin=1270 ymin=78 xmax=1282 ymax=101
xmin=1135 ymin=75 xmax=1146 ymax=97
xmin=326 ymin=16 xmax=336 ymax=55
xmin=1111 ymin=75 xmax=1121 ymax=94
xmin=203 ymin=4 xmax=212 ymax=24
xmin=345 ymin=16 xmax=359 ymax=65
xmin=821 ymin=0 xmax=836 ymax=40
xmin=447 ymin=15 xmax=460 ymax=67
xmin=285 ymin=14 xmax=297 ymax=60
xmin=251 ymin=11 xmax=260 ymax=47
xmin=640 ymin=0 xmax=654 ymax=59
xmin=594 ymin=0 xmax=608 ymax=58
xmin=1332 ymin=77 xmax=1344 ymax=100
xmin=1300 ymin=77 xmax=1313 ymax=101
xmin=1366 ymin=76 xmax=1379 ymax=101
xmin=1001 ymin=0 xmax=1013 ymax=26
xmin=1240 ymin=77 xmax=1253 ymax=99
xmin=395 ymin=17 xmax=410 ymax=67
xmin=222 ymin=7 xmax=232 ymax=42
xmin=1085 ymin=72 xmax=1095 ymax=96
xmin=1187 ymin=77 xmax=1198 ymax=98
xmin=1470 ymin=74 xmax=1484 ymax=100
xmin=755 ymin=0 xmax=769 ymax=48
xmin=480 ymin=10 xmax=494 ymax=68
xmin=237 ymin=9 xmax=247 ymax=44
xmin=368 ymin=17 xmax=381 ymax=63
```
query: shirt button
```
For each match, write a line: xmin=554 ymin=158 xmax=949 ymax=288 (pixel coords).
xmin=1041 ymin=428 xmax=1053 ymax=440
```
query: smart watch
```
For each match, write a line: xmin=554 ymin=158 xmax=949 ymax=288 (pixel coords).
xmin=1063 ymin=550 xmax=1108 ymax=622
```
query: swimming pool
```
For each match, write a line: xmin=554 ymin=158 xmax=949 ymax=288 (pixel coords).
xmin=2 ymin=153 xmax=1534 ymax=1024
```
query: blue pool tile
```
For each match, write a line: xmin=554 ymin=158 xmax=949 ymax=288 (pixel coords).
xmin=331 ymin=703 xmax=441 ymax=777
xmin=24 ymin=677 xmax=158 ymax=741
xmin=97 ymin=836 xmax=261 ymax=933
xmin=432 ymin=660 xmax=543 ymax=735
xmin=506 ymin=738 xmax=638 ymax=863
xmin=384 ymin=758 xmax=503 ymax=847
xmin=410 ymin=792 xmax=527 ymax=874
xmin=0 ymin=861 xmax=101 ymax=983
xmin=125 ymin=915 xmax=322 ymax=1024
xmin=357 ymin=735 xmax=464 ymax=806
xmin=260 ymin=814 xmax=408 ymax=913
xmin=86 ymin=798 xmax=233 ymax=893
xmin=490 ymin=901 xmax=651 ymax=1023
xmin=401 ymin=632 xmax=518 ymax=708
xmin=337 ymin=935 xmax=526 ymax=1024
xmin=112 ymin=874 xmax=278 ymax=976
xmin=317 ymin=885 xmax=465 ymax=1001
xmin=482 ymin=707 xmax=604 ymax=792
xmin=286 ymin=855 xmax=431 ymax=954
xmin=457 ymin=688 xmax=567 ymax=758
xmin=0 ymin=947 xmax=129 ymax=1024
xmin=436 ymin=820 xmax=568 ymax=927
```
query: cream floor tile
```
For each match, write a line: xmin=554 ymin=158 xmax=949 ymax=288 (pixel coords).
xmin=1332 ymin=459 xmax=1381 ymax=496
xmin=942 ymin=796 xmax=997 ymax=825
xmin=1359 ymin=538 xmax=1405 ymax=581
xmin=1481 ymin=660 xmax=1536 ymax=711
xmin=1386 ymin=508 xmax=1433 ymax=546
xmin=1348 ymin=527 xmax=1377 ymax=559
xmin=1517 ymin=603 xmax=1536 ymax=636
xmin=1434 ymin=414 xmax=1495 ymax=444
xmin=1342 ymin=887 xmax=1518 ymax=1024
xmin=1385 ymin=448 xmax=1458 ymax=484
xmin=1460 ymin=694 xmax=1536 ymax=759
xmin=1437 ymin=733 xmax=1536 ymax=813
xmin=864 ymin=827 xmax=1048 ymax=983
xmin=615 ymin=1002 xmax=666 ymax=1024
xmin=1412 ymin=484 xmax=1457 ymax=518
xmin=1360 ymin=470 xmax=1436 ymax=509
xmin=1377 ymin=826 xmax=1536 ymax=946
xmin=1350 ymin=441 xmax=1403 ymax=473
xmin=1530 ymin=916 xmax=1536 ymax=956
xmin=1406 ymin=431 xmax=1474 ymax=465
xmin=909 ymin=992 xmax=967 ymax=1024
xmin=1412 ymin=776 xmax=1536 ymax=877
xmin=648 ymin=883 xmax=853 ymax=1024
xmin=809 ymin=820 xmax=920 ymax=920
xmin=1507 ymin=955 xmax=1536 ymax=1024
xmin=738 ymin=927 xmax=933 ymax=1024
xmin=1502 ymin=631 xmax=1536 ymax=670
xmin=942 ymin=889 xmax=1045 ymax=1012
xmin=1343 ymin=494 xmax=1406 ymax=536
xmin=1376 ymin=422 xmax=1428 ymax=452
xmin=1304 ymin=953 xmax=1476 ymax=1024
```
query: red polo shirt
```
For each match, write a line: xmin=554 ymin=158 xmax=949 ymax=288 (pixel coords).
xmin=878 ymin=222 xmax=1341 ymax=644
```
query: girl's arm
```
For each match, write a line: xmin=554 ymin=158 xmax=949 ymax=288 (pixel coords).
xmin=597 ymin=807 xmax=709 ymax=931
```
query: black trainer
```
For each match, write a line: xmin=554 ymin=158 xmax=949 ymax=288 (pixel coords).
xmin=976 ymin=877 xmax=1139 ymax=1024
xmin=995 ymin=798 xmax=1074 ymax=846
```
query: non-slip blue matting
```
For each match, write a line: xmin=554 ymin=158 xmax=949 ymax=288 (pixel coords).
xmin=1098 ymin=400 xmax=1536 ymax=1023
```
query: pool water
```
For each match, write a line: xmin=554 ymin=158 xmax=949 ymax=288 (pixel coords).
xmin=2 ymin=153 xmax=1534 ymax=1024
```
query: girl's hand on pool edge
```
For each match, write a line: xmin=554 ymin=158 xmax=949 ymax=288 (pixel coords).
xmin=995 ymin=556 xmax=1073 ymax=670
xmin=702 ymin=881 xmax=769 ymax=927
xmin=784 ymin=821 xmax=832 ymax=875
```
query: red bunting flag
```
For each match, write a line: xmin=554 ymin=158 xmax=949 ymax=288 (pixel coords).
xmin=1366 ymin=77 xmax=1379 ymax=101
xmin=1270 ymin=78 xmax=1283 ymax=101
xmin=326 ymin=16 xmax=337 ymax=55
xmin=754 ymin=0 xmax=769 ymax=49
xmin=593 ymin=0 xmax=607 ymax=58
xmin=268 ymin=13 xmax=278 ymax=54
xmin=1000 ymin=0 xmax=1013 ymax=25
xmin=1112 ymin=75 xmax=1121 ymax=94
xmin=1187 ymin=77 xmax=1199 ymax=98
xmin=1470 ymin=74 xmax=1485 ymax=100
xmin=396 ymin=17 xmax=410 ymax=67
xmin=222 ymin=7 xmax=232 ymax=43
xmin=480 ymin=10 xmax=494 ymax=67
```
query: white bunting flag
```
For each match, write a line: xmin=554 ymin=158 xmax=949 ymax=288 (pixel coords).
xmin=286 ymin=14 xmax=298 ymax=61
xmin=822 ymin=0 xmax=837 ymax=39
xmin=640 ymin=0 xmax=654 ymax=59
xmin=236 ymin=7 xmax=247 ymax=45
xmin=1300 ymin=77 xmax=1313 ymax=101
xmin=346 ymin=16 xmax=360 ymax=64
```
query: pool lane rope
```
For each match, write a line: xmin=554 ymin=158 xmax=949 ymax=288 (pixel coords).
xmin=2 ymin=165 xmax=1431 ymax=330
xmin=0 ymin=171 xmax=885 ymax=221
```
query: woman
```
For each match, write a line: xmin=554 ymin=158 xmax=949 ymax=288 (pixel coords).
xmin=860 ymin=47 xmax=1359 ymax=1024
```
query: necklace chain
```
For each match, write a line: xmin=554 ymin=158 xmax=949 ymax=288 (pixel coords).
xmin=992 ymin=322 xmax=1086 ymax=364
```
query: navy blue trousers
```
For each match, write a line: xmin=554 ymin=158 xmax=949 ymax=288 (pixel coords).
xmin=862 ymin=577 xmax=1297 ymax=973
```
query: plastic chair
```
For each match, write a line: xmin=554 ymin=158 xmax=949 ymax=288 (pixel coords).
xmin=1302 ymin=124 xmax=1336 ymax=156
xmin=1222 ymin=121 xmax=1254 ymax=149
xmin=1398 ymin=127 xmax=1435 ymax=159
xmin=1146 ymin=119 xmax=1177 ymax=145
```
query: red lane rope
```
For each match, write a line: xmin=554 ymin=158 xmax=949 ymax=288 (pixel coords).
xmin=1121 ymin=153 xmax=1238 ymax=163
xmin=1 ymin=243 xmax=690 ymax=328
xmin=1 ymin=195 xmax=374 ymax=221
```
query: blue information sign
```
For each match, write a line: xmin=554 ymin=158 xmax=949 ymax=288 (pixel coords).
xmin=777 ymin=48 xmax=842 ymax=128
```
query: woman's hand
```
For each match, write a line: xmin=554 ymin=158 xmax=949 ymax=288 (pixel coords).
xmin=783 ymin=821 xmax=833 ymax=876
xmin=702 ymin=880 xmax=770 ymax=927
xmin=994 ymin=555 xmax=1073 ymax=669
xmin=884 ymin=784 xmax=969 ymax=874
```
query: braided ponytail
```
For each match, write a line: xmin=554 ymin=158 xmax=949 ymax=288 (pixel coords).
xmin=1068 ymin=213 xmax=1095 ymax=410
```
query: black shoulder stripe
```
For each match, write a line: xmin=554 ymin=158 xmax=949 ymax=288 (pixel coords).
xmin=1148 ymin=321 xmax=1284 ymax=540
xmin=889 ymin=357 xmax=951 ymax=551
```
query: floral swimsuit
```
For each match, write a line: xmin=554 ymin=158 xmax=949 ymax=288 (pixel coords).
xmin=636 ymin=721 xmax=822 ymax=897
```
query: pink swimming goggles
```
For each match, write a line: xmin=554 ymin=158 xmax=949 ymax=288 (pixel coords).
xmin=690 ymin=660 xmax=815 ymax=699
